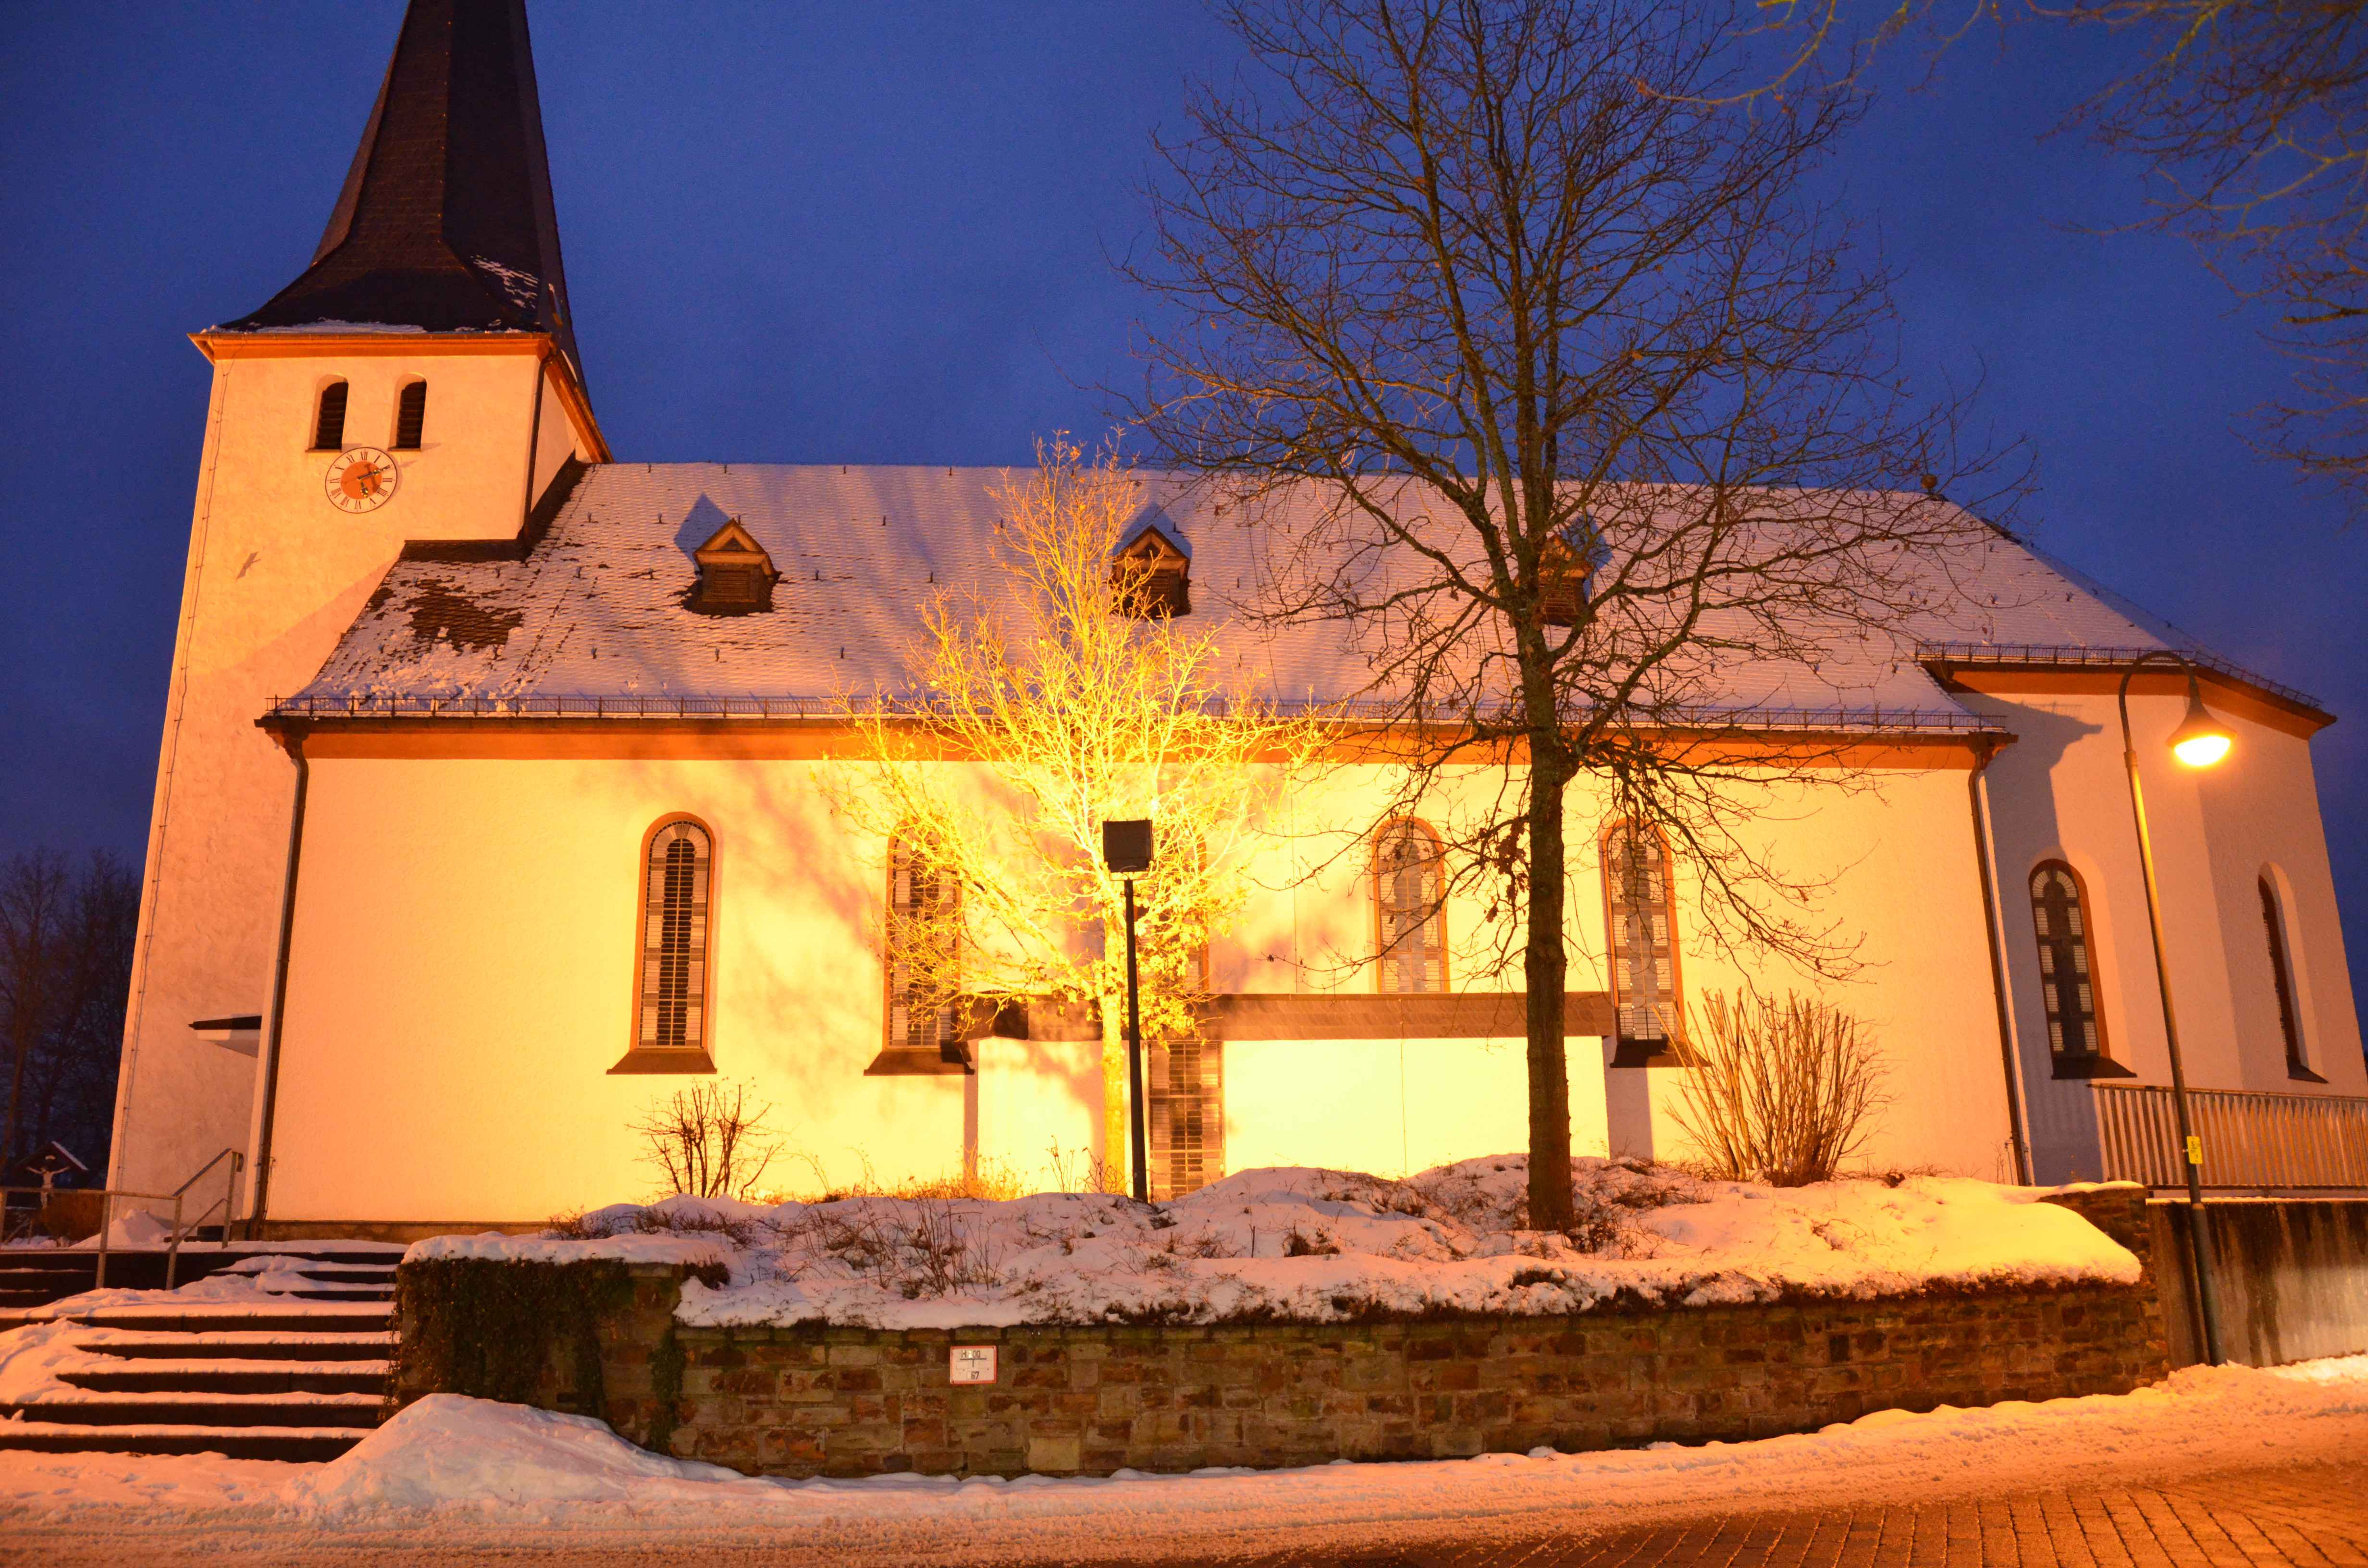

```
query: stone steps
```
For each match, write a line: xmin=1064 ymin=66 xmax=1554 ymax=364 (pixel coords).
xmin=0 ymin=1251 xmax=399 ymax=1462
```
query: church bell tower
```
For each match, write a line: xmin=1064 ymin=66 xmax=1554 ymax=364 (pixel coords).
xmin=109 ymin=0 xmax=606 ymax=1206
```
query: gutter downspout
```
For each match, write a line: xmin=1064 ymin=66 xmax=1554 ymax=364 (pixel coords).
xmin=247 ymin=725 xmax=310 ymax=1234
xmin=1969 ymin=740 xmax=2035 ymax=1185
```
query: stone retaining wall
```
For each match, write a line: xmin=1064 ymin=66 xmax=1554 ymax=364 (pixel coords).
xmin=395 ymin=1187 xmax=2169 ymax=1479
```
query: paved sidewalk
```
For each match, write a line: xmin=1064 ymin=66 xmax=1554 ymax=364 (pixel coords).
xmin=1162 ymin=1458 xmax=2368 ymax=1568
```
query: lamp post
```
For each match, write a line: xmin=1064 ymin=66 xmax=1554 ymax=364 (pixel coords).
xmin=1102 ymin=819 xmax=1155 ymax=1203
xmin=2116 ymin=649 xmax=2235 ymax=1366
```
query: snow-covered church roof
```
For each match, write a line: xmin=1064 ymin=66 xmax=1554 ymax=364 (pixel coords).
xmin=280 ymin=462 xmax=2327 ymax=735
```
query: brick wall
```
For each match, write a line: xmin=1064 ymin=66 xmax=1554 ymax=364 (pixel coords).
xmin=396 ymin=1186 xmax=2169 ymax=1479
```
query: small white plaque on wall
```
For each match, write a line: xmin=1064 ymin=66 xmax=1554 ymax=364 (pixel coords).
xmin=950 ymin=1345 xmax=998 ymax=1385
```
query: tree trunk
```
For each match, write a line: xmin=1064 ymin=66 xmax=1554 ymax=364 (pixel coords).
xmin=1524 ymin=750 xmax=1575 ymax=1231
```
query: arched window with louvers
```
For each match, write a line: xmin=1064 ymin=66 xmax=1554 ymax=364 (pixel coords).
xmin=629 ymin=818 xmax=715 ymax=1069
xmin=1603 ymin=821 xmax=1680 ymax=1064
xmin=393 ymin=380 xmax=427 ymax=449
xmin=886 ymin=833 xmax=965 ymax=1067
xmin=311 ymin=379 xmax=349 ymax=451
xmin=1373 ymin=818 xmax=1446 ymax=993
xmin=2258 ymin=872 xmax=2321 ymax=1081
xmin=2027 ymin=860 xmax=2126 ymax=1077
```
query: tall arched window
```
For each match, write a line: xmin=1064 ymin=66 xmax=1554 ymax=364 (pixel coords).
xmin=311 ymin=380 xmax=349 ymax=451
xmin=887 ymin=833 xmax=963 ymax=1064
xmin=2029 ymin=861 xmax=2109 ymax=1068
xmin=393 ymin=380 xmax=427 ymax=449
xmin=1149 ymin=938 xmax=1222 ymax=1201
xmin=1603 ymin=821 xmax=1679 ymax=1060
xmin=2259 ymin=874 xmax=2318 ymax=1079
xmin=1374 ymin=818 xmax=1445 ymax=993
xmin=637 ymin=820 xmax=713 ymax=1058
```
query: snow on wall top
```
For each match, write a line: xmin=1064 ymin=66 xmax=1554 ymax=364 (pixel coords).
xmin=289 ymin=464 xmax=2282 ymax=725
xmin=397 ymin=1160 xmax=2144 ymax=1331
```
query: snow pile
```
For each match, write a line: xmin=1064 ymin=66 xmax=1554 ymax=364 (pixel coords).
xmin=304 ymin=1395 xmax=748 ymax=1511
xmin=410 ymin=1157 xmax=2141 ymax=1330
xmin=5 ymin=1362 xmax=2368 ymax=1559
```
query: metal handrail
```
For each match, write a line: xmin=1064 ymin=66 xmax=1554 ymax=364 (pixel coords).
xmin=0 ymin=1184 xmax=186 ymax=1291
xmin=172 ymin=1148 xmax=246 ymax=1243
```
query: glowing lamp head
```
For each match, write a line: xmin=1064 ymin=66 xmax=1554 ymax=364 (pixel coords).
xmin=2168 ymin=677 xmax=2234 ymax=768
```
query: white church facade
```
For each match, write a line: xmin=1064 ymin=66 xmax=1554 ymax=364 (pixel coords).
xmin=109 ymin=0 xmax=2365 ymax=1235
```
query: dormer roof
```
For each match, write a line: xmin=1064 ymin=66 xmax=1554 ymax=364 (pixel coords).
xmin=216 ymin=0 xmax=587 ymax=387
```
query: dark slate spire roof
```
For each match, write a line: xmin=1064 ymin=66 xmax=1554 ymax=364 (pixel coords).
xmin=220 ymin=0 xmax=585 ymax=384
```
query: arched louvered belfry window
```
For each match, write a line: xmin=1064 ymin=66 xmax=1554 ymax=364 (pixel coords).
xmin=2259 ymin=874 xmax=2317 ymax=1079
xmin=2029 ymin=861 xmax=2108 ymax=1067
xmin=1603 ymin=821 xmax=1679 ymax=1061
xmin=311 ymin=380 xmax=349 ymax=451
xmin=636 ymin=819 xmax=714 ymax=1060
xmin=887 ymin=833 xmax=964 ymax=1064
xmin=393 ymin=380 xmax=427 ymax=449
xmin=1374 ymin=818 xmax=1446 ymax=993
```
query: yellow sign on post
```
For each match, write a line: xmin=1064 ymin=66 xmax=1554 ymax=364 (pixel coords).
xmin=2186 ymin=1134 xmax=2204 ymax=1167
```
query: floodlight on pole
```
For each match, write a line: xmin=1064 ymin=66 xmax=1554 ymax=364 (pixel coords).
xmin=2116 ymin=649 xmax=2231 ymax=1365
xmin=1102 ymin=819 xmax=1154 ymax=1203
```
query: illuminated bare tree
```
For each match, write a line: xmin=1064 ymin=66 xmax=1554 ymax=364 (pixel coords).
xmin=1127 ymin=0 xmax=1996 ymax=1227
xmin=826 ymin=441 xmax=1325 ymax=1189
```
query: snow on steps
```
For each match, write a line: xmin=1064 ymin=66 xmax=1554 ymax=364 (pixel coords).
xmin=0 ymin=1244 xmax=401 ymax=1310
xmin=0 ymin=1254 xmax=398 ymax=1462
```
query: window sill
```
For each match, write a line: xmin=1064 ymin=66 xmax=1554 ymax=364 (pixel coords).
xmin=1608 ymin=1038 xmax=1697 ymax=1069
xmin=607 ymin=1047 xmax=716 ymax=1075
xmin=864 ymin=1047 xmax=974 ymax=1077
xmin=2290 ymin=1064 xmax=2331 ymax=1084
xmin=2051 ymin=1054 xmax=2136 ymax=1080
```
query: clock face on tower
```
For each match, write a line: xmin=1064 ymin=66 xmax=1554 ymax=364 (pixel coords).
xmin=324 ymin=447 xmax=400 ymax=513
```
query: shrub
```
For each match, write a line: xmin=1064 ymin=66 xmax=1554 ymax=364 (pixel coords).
xmin=632 ymin=1080 xmax=780 ymax=1200
xmin=1669 ymin=990 xmax=1890 ymax=1186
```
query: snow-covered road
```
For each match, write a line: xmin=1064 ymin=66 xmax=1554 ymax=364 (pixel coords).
xmin=4 ymin=1356 xmax=2366 ymax=1565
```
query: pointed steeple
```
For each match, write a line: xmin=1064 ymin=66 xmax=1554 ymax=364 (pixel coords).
xmin=222 ymin=0 xmax=586 ymax=384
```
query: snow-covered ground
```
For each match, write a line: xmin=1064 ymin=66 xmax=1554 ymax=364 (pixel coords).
xmin=409 ymin=1158 xmax=2143 ymax=1330
xmin=5 ymin=1358 xmax=2366 ymax=1565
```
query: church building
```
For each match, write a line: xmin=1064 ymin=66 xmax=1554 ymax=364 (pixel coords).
xmin=109 ymin=0 xmax=2365 ymax=1235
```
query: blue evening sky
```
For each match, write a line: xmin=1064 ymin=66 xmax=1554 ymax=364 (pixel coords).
xmin=2 ymin=4 xmax=2362 ymax=1009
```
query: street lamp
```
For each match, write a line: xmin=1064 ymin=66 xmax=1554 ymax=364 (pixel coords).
xmin=1102 ymin=818 xmax=1154 ymax=1203
xmin=2117 ymin=650 xmax=2234 ymax=1365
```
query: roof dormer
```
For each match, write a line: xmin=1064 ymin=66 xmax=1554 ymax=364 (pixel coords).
xmin=1111 ymin=519 xmax=1191 ymax=618
xmin=690 ymin=519 xmax=777 ymax=614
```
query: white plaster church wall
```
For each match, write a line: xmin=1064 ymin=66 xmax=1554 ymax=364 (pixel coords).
xmin=1965 ymin=684 xmax=2365 ymax=1184
xmin=111 ymin=343 xmax=592 ymax=1201
xmin=256 ymin=747 xmax=2014 ymax=1222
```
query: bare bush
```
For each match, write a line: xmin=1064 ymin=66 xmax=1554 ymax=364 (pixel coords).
xmin=1670 ymin=990 xmax=1889 ymax=1185
xmin=632 ymin=1080 xmax=781 ymax=1200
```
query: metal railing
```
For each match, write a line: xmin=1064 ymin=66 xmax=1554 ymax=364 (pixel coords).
xmin=0 ymin=1185 xmax=187 ymax=1290
xmin=267 ymin=688 xmax=2007 ymax=735
xmin=0 ymin=1150 xmax=246 ymax=1296
xmin=1915 ymin=641 xmax=2326 ymax=715
xmin=2093 ymin=1083 xmax=2368 ymax=1191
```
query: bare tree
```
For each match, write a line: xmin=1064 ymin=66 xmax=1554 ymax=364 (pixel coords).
xmin=1126 ymin=0 xmax=1994 ymax=1227
xmin=0 ymin=851 xmax=136 ymax=1173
